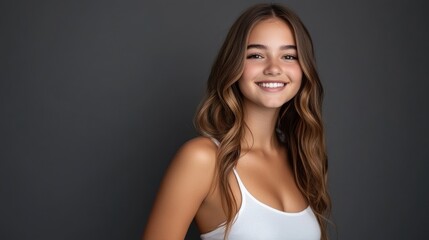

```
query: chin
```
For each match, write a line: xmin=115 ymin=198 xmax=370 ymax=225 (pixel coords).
xmin=262 ymin=103 xmax=287 ymax=109
xmin=265 ymin=99 xmax=292 ymax=108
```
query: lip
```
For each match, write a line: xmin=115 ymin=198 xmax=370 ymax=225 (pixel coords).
xmin=255 ymin=80 xmax=288 ymax=84
xmin=255 ymin=80 xmax=288 ymax=92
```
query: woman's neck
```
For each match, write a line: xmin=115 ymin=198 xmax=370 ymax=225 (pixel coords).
xmin=241 ymin=101 xmax=281 ymax=151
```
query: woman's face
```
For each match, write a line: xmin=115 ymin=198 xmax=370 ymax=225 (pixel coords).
xmin=238 ymin=18 xmax=302 ymax=110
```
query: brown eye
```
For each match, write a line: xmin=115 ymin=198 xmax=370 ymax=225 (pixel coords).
xmin=283 ymin=55 xmax=298 ymax=60
xmin=246 ymin=54 xmax=263 ymax=59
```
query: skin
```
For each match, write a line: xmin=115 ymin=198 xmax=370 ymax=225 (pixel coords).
xmin=142 ymin=17 xmax=307 ymax=240
xmin=238 ymin=18 xmax=302 ymax=110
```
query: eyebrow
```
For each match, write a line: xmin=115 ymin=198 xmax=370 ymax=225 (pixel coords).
xmin=247 ymin=44 xmax=297 ymax=50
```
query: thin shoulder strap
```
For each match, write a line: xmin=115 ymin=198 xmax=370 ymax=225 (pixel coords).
xmin=209 ymin=138 xmax=246 ymax=188
xmin=232 ymin=169 xmax=247 ymax=191
xmin=210 ymin=137 xmax=220 ymax=147
xmin=209 ymin=138 xmax=248 ymax=204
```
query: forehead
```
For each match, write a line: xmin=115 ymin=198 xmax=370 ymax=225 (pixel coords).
xmin=247 ymin=18 xmax=295 ymax=45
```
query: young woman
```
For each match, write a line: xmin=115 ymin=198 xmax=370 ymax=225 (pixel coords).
xmin=143 ymin=3 xmax=330 ymax=240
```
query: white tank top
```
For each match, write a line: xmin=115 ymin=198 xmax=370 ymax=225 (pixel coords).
xmin=200 ymin=139 xmax=321 ymax=240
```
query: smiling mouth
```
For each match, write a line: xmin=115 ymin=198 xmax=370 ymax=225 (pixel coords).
xmin=256 ymin=82 xmax=286 ymax=88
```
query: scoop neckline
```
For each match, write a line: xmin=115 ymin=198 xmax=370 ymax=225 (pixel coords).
xmin=233 ymin=168 xmax=311 ymax=216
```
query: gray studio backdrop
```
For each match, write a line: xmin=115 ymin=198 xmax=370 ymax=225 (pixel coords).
xmin=1 ymin=0 xmax=428 ymax=239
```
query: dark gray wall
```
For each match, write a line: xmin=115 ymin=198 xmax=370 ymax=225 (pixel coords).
xmin=1 ymin=0 xmax=428 ymax=239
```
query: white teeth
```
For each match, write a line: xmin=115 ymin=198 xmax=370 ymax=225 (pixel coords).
xmin=258 ymin=82 xmax=285 ymax=88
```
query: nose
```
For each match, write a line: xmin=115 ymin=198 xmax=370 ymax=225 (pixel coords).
xmin=263 ymin=58 xmax=282 ymax=76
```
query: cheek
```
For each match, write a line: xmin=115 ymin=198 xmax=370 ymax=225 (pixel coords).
xmin=295 ymin=72 xmax=303 ymax=86
xmin=294 ymin=71 xmax=303 ymax=95
xmin=286 ymin=66 xmax=303 ymax=95
xmin=289 ymin=64 xmax=303 ymax=83
xmin=240 ymin=66 xmax=254 ymax=81
xmin=237 ymin=78 xmax=250 ymax=96
xmin=242 ymin=62 xmax=262 ymax=80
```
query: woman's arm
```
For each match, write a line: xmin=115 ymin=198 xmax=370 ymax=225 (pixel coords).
xmin=142 ymin=137 xmax=217 ymax=240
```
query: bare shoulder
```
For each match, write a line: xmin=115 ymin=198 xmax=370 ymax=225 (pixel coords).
xmin=159 ymin=136 xmax=219 ymax=194
xmin=165 ymin=136 xmax=218 ymax=184
xmin=142 ymin=136 xmax=219 ymax=239
xmin=172 ymin=136 xmax=218 ymax=169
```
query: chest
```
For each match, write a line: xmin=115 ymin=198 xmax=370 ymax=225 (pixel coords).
xmin=235 ymin=150 xmax=308 ymax=213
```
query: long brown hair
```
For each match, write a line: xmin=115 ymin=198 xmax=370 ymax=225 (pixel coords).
xmin=194 ymin=3 xmax=331 ymax=239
